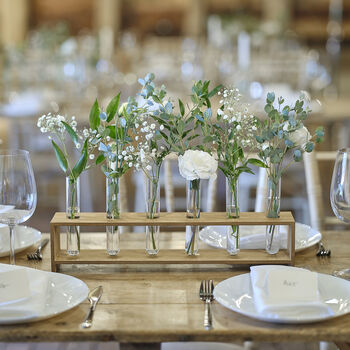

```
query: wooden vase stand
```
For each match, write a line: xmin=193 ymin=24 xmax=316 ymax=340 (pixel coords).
xmin=50 ymin=211 xmax=295 ymax=272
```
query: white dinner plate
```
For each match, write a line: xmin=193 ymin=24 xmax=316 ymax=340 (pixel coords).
xmin=214 ymin=272 xmax=350 ymax=324
xmin=0 ymin=263 xmax=89 ymax=324
xmin=199 ymin=223 xmax=322 ymax=252
xmin=0 ymin=225 xmax=41 ymax=257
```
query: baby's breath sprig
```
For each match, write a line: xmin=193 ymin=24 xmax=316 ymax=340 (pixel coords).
xmin=37 ymin=113 xmax=98 ymax=182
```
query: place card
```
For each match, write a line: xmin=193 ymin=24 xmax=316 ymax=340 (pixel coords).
xmin=0 ymin=269 xmax=30 ymax=304
xmin=267 ymin=269 xmax=318 ymax=302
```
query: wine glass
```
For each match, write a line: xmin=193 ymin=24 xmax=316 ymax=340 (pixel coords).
xmin=0 ymin=150 xmax=37 ymax=264
xmin=330 ymin=148 xmax=350 ymax=278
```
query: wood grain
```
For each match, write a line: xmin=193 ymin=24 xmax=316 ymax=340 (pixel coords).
xmin=0 ymin=231 xmax=349 ymax=345
xmin=50 ymin=212 xmax=295 ymax=270
xmin=50 ymin=211 xmax=295 ymax=226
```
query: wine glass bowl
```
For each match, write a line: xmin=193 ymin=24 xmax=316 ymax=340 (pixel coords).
xmin=0 ymin=150 xmax=37 ymax=264
xmin=330 ymin=148 xmax=350 ymax=278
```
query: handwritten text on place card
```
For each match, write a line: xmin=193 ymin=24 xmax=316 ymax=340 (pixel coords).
xmin=267 ymin=269 xmax=318 ymax=302
xmin=0 ymin=269 xmax=30 ymax=305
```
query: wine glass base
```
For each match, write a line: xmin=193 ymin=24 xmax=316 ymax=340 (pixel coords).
xmin=333 ymin=269 xmax=350 ymax=280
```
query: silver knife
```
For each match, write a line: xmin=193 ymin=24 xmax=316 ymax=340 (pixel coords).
xmin=81 ymin=286 xmax=103 ymax=328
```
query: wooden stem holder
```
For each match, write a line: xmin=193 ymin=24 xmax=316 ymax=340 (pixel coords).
xmin=50 ymin=211 xmax=295 ymax=272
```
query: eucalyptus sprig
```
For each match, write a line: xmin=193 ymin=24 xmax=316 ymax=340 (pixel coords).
xmin=139 ymin=73 xmax=221 ymax=155
xmin=254 ymin=91 xmax=324 ymax=181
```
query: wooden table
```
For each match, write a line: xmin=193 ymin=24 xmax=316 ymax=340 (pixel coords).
xmin=0 ymin=230 xmax=349 ymax=349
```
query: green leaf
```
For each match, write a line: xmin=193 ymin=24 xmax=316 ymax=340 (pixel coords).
xmin=208 ymin=84 xmax=223 ymax=98
xmin=106 ymin=93 xmax=120 ymax=122
xmin=293 ymin=149 xmax=302 ymax=162
xmin=61 ymin=121 xmax=79 ymax=146
xmin=89 ymin=99 xmax=100 ymax=130
xmin=266 ymin=92 xmax=275 ymax=103
xmin=203 ymin=136 xmax=213 ymax=143
xmin=264 ymin=104 xmax=272 ymax=114
xmin=305 ymin=142 xmax=314 ymax=152
xmin=195 ymin=114 xmax=204 ymax=123
xmin=71 ymin=140 xmax=88 ymax=179
xmin=96 ymin=153 xmax=105 ymax=165
xmin=178 ymin=99 xmax=185 ymax=116
xmin=51 ymin=140 xmax=68 ymax=173
xmin=247 ymin=158 xmax=268 ymax=168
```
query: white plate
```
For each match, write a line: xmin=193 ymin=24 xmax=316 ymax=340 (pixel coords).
xmin=214 ymin=272 xmax=350 ymax=324
xmin=0 ymin=225 xmax=41 ymax=257
xmin=0 ymin=263 xmax=89 ymax=324
xmin=199 ymin=223 xmax=322 ymax=252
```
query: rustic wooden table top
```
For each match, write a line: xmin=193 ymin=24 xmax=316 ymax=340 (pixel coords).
xmin=0 ymin=230 xmax=349 ymax=348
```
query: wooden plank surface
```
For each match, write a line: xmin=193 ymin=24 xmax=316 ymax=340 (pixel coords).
xmin=53 ymin=248 xmax=292 ymax=265
xmin=0 ymin=230 xmax=347 ymax=344
xmin=50 ymin=211 xmax=295 ymax=226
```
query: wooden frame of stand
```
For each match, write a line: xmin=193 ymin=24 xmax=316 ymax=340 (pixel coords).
xmin=49 ymin=211 xmax=295 ymax=272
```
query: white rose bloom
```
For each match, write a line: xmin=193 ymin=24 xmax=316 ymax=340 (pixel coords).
xmin=289 ymin=126 xmax=311 ymax=147
xmin=178 ymin=150 xmax=218 ymax=181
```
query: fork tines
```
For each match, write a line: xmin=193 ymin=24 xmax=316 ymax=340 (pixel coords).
xmin=200 ymin=280 xmax=214 ymax=300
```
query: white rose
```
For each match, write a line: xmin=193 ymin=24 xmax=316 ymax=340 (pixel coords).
xmin=289 ymin=126 xmax=311 ymax=147
xmin=118 ymin=102 xmax=128 ymax=115
xmin=178 ymin=150 xmax=218 ymax=181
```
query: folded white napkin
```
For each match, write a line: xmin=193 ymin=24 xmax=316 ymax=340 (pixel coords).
xmin=0 ymin=266 xmax=49 ymax=320
xmin=250 ymin=265 xmax=334 ymax=319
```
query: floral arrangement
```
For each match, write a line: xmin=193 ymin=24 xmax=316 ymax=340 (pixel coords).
xmin=254 ymin=91 xmax=324 ymax=253
xmin=38 ymin=72 xmax=324 ymax=257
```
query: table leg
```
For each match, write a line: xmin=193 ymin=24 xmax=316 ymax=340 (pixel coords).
xmin=120 ymin=343 xmax=161 ymax=350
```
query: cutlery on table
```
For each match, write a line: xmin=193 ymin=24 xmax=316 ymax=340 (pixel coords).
xmin=316 ymin=242 xmax=331 ymax=257
xmin=81 ymin=286 xmax=103 ymax=329
xmin=199 ymin=280 xmax=214 ymax=330
xmin=27 ymin=238 xmax=49 ymax=261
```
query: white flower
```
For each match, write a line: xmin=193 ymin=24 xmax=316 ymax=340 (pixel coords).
xmin=236 ymin=125 xmax=241 ymax=130
xmin=146 ymin=165 xmax=152 ymax=171
xmin=223 ymin=115 xmax=228 ymax=120
xmin=118 ymin=102 xmax=128 ymax=115
xmin=122 ymin=150 xmax=127 ymax=156
xmin=217 ymin=109 xmax=224 ymax=116
xmin=262 ymin=142 xmax=269 ymax=151
xmin=289 ymin=126 xmax=311 ymax=147
xmin=128 ymin=162 xmax=133 ymax=167
xmin=178 ymin=150 xmax=218 ymax=181
xmin=150 ymin=124 xmax=156 ymax=130
xmin=160 ymin=125 xmax=164 ymax=131
xmin=135 ymin=136 xmax=139 ymax=141
xmin=89 ymin=154 xmax=95 ymax=160
xmin=76 ymin=143 xmax=81 ymax=149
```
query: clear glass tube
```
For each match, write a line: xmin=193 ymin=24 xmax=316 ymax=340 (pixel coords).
xmin=145 ymin=175 xmax=160 ymax=255
xmin=106 ymin=176 xmax=120 ymax=256
xmin=226 ymin=177 xmax=240 ymax=255
xmin=66 ymin=176 xmax=80 ymax=256
xmin=186 ymin=179 xmax=201 ymax=218
xmin=185 ymin=226 xmax=199 ymax=255
xmin=265 ymin=166 xmax=281 ymax=254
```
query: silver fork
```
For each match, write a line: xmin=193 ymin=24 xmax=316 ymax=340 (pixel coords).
xmin=316 ymin=242 xmax=331 ymax=257
xmin=27 ymin=238 xmax=49 ymax=261
xmin=199 ymin=280 xmax=214 ymax=330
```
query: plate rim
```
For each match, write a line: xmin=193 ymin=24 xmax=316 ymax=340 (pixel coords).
xmin=0 ymin=225 xmax=42 ymax=257
xmin=199 ymin=222 xmax=322 ymax=252
xmin=0 ymin=264 xmax=89 ymax=324
xmin=213 ymin=272 xmax=350 ymax=324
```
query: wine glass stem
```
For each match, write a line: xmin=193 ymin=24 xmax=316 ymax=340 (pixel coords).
xmin=9 ymin=224 xmax=15 ymax=265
